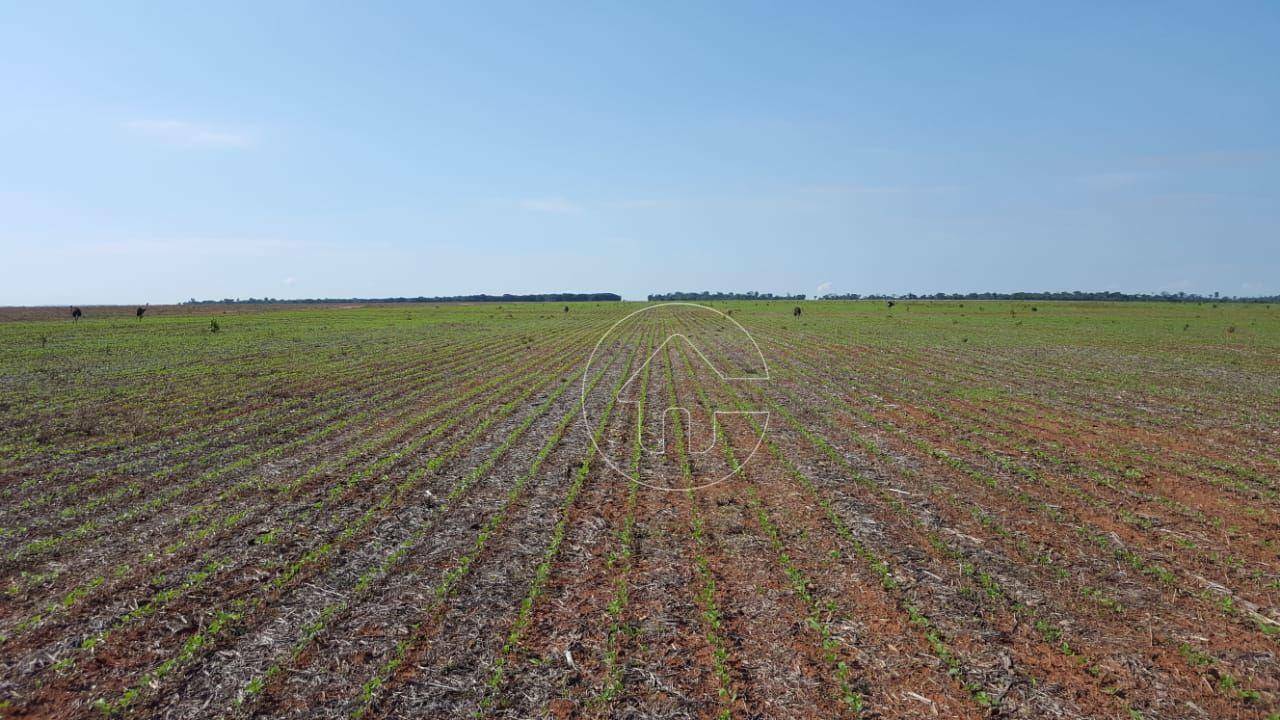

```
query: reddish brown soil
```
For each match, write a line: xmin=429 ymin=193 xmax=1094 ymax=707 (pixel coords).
xmin=2 ymin=302 xmax=1277 ymax=720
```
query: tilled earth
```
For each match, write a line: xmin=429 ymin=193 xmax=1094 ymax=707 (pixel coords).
xmin=1 ymin=300 xmax=1277 ymax=719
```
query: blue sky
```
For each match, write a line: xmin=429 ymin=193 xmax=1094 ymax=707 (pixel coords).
xmin=2 ymin=2 xmax=1277 ymax=304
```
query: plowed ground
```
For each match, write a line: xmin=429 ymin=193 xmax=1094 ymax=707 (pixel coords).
xmin=1 ymin=300 xmax=1277 ymax=719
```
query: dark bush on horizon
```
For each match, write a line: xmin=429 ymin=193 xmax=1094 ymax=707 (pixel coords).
xmin=819 ymin=290 xmax=1280 ymax=304
xmin=184 ymin=293 xmax=622 ymax=305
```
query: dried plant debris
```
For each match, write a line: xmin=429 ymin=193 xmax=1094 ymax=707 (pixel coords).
xmin=0 ymin=300 xmax=1277 ymax=719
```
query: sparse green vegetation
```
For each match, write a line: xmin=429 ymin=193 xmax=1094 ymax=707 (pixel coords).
xmin=0 ymin=300 xmax=1276 ymax=719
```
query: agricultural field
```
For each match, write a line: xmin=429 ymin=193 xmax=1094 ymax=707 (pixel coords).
xmin=1 ymin=300 xmax=1278 ymax=719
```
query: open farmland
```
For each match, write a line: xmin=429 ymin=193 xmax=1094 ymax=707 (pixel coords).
xmin=1 ymin=301 xmax=1278 ymax=720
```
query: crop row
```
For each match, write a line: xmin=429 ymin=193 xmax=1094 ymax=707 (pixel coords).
xmin=1 ymin=322 xmax=600 ymax=663
xmin=748 ymin=325 xmax=1277 ymax=715
xmin=83 ymin=335 xmax=624 ymax=717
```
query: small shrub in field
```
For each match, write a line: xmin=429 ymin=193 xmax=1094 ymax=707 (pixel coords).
xmin=210 ymin=319 xmax=220 ymax=333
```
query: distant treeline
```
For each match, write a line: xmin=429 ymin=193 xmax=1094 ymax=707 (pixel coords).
xmin=819 ymin=291 xmax=1280 ymax=303
xmin=648 ymin=291 xmax=807 ymax=301
xmin=183 ymin=293 xmax=623 ymax=305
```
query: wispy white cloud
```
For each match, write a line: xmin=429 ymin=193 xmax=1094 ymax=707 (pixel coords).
xmin=1133 ymin=150 xmax=1273 ymax=169
xmin=1077 ymin=172 xmax=1150 ymax=190
xmin=607 ymin=199 xmax=663 ymax=210
xmin=798 ymin=183 xmax=959 ymax=196
xmin=518 ymin=197 xmax=583 ymax=214
xmin=123 ymin=119 xmax=254 ymax=148
xmin=816 ymin=281 xmax=832 ymax=294
xmin=74 ymin=237 xmax=302 ymax=258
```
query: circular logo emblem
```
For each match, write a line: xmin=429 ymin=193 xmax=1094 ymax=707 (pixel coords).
xmin=582 ymin=303 xmax=770 ymax=491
